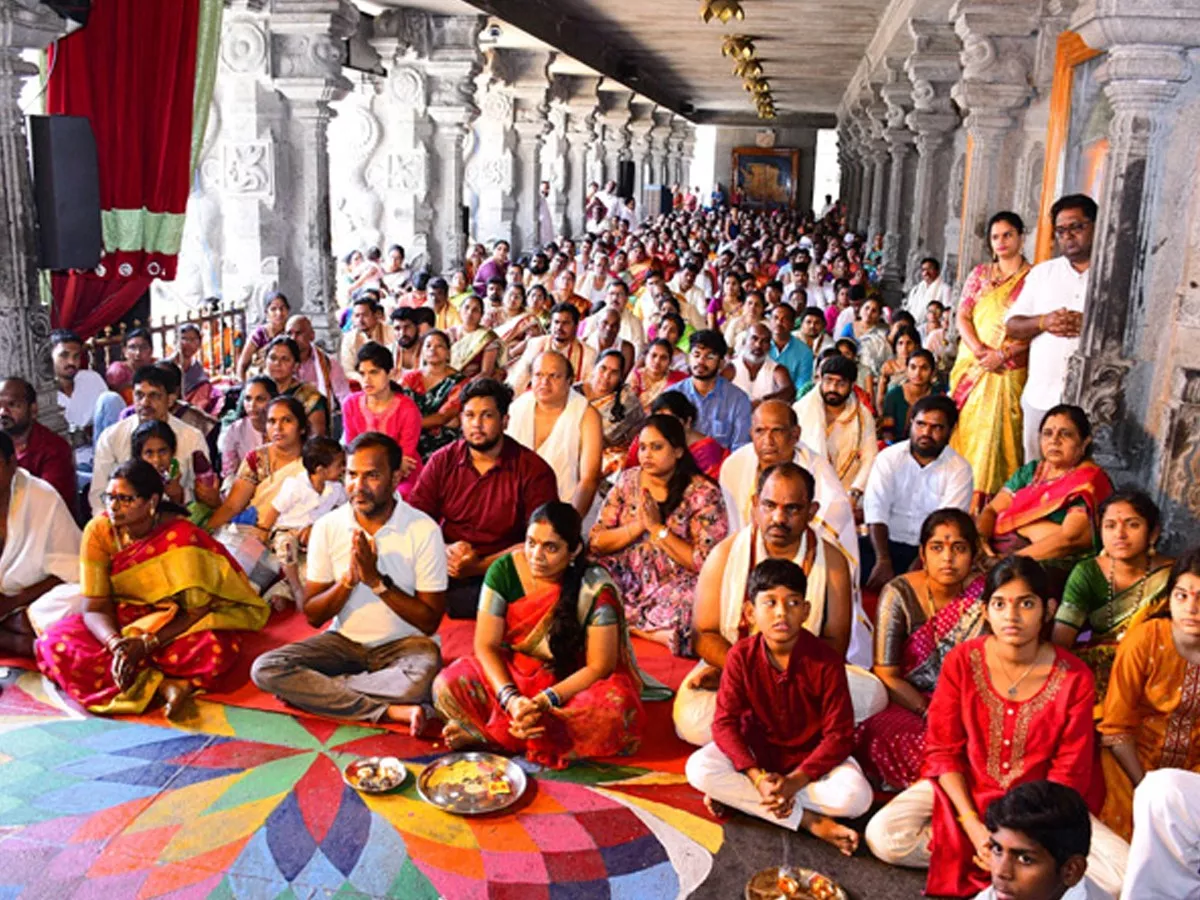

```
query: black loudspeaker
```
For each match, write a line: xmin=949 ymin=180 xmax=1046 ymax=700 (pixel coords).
xmin=29 ymin=114 xmax=102 ymax=272
xmin=460 ymin=204 xmax=470 ymax=240
xmin=617 ymin=160 xmax=635 ymax=200
xmin=642 ymin=184 xmax=673 ymax=218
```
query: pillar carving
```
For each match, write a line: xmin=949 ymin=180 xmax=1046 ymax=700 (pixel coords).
xmin=847 ymin=114 xmax=873 ymax=234
xmin=597 ymin=86 xmax=633 ymax=186
xmin=1063 ymin=5 xmax=1197 ymax=477
xmin=905 ymin=18 xmax=961 ymax=279
xmin=467 ymin=56 xmax=517 ymax=249
xmin=508 ymin=51 xmax=554 ymax=254
xmin=667 ymin=117 xmax=688 ymax=189
xmin=554 ymin=75 xmax=601 ymax=239
xmin=881 ymin=61 xmax=914 ymax=283
xmin=648 ymin=108 xmax=673 ymax=187
xmin=627 ymin=100 xmax=656 ymax=204
xmin=540 ymin=78 xmax=570 ymax=241
xmin=0 ymin=1 xmax=68 ymax=429
xmin=681 ymin=124 xmax=697 ymax=189
xmin=863 ymin=90 xmax=890 ymax=242
xmin=949 ymin=0 xmax=1038 ymax=283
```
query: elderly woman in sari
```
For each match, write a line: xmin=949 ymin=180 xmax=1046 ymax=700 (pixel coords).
xmin=629 ymin=338 xmax=687 ymax=415
xmin=1097 ymin=546 xmax=1200 ymax=840
xmin=448 ymin=294 xmax=501 ymax=379
xmin=265 ymin=336 xmax=328 ymax=437
xmin=1052 ymin=490 xmax=1173 ymax=709
xmin=949 ymin=212 xmax=1032 ymax=513
xmin=977 ymin=403 xmax=1112 ymax=598
xmin=433 ymin=501 xmax=655 ymax=769
xmin=590 ymin=414 xmax=728 ymax=656
xmin=35 ymin=460 xmax=268 ymax=718
xmin=400 ymin=330 xmax=467 ymax=460
xmin=574 ymin=349 xmax=644 ymax=476
xmin=854 ymin=509 xmax=988 ymax=791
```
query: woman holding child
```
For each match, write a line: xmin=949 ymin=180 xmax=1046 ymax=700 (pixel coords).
xmin=854 ymin=509 xmax=987 ymax=791
xmin=35 ymin=460 xmax=268 ymax=718
xmin=432 ymin=501 xmax=655 ymax=770
xmin=864 ymin=555 xmax=1127 ymax=898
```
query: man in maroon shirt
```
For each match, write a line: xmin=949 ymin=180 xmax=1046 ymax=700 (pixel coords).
xmin=0 ymin=377 xmax=77 ymax=517
xmin=408 ymin=378 xmax=558 ymax=618
xmin=685 ymin=558 xmax=871 ymax=853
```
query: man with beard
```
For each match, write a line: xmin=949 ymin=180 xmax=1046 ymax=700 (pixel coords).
xmin=51 ymin=329 xmax=122 ymax=463
xmin=665 ymin=329 xmax=752 ymax=451
xmin=674 ymin=463 xmax=885 ymax=745
xmin=88 ymin=366 xmax=213 ymax=515
xmin=1005 ymin=194 xmax=1097 ymax=461
xmin=0 ymin=431 xmax=81 ymax=656
xmin=389 ymin=307 xmax=423 ymax=375
xmin=505 ymin=350 xmax=602 ymax=518
xmin=287 ymin=315 xmax=351 ymax=407
xmin=583 ymin=305 xmax=636 ymax=374
xmin=507 ymin=303 xmax=596 ymax=394
xmin=728 ymin=323 xmax=794 ymax=405
xmin=408 ymin=379 xmax=558 ymax=618
xmin=793 ymin=355 xmax=878 ymax=499
xmin=862 ymin=395 xmax=973 ymax=591
xmin=340 ymin=295 xmax=396 ymax=376
xmin=252 ymin=432 xmax=447 ymax=731
xmin=768 ymin=303 xmax=814 ymax=392
xmin=0 ymin=377 xmax=76 ymax=515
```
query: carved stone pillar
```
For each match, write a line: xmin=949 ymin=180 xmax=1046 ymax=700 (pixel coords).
xmin=1063 ymin=6 xmax=1196 ymax=474
xmin=851 ymin=118 xmax=874 ymax=235
xmin=905 ymin=18 xmax=961 ymax=277
xmin=627 ymin=100 xmax=655 ymax=205
xmin=597 ymin=86 xmax=632 ymax=186
xmin=468 ymin=64 xmax=516 ymax=249
xmin=865 ymin=93 xmax=890 ymax=244
xmin=0 ymin=1 xmax=68 ymax=428
xmin=540 ymin=82 xmax=569 ymax=241
xmin=555 ymin=75 xmax=600 ymax=239
xmin=667 ymin=117 xmax=688 ymax=189
xmin=681 ymin=125 xmax=697 ymax=189
xmin=509 ymin=52 xmax=553 ymax=254
xmin=950 ymin=0 xmax=1038 ymax=282
xmin=881 ymin=62 xmax=914 ymax=284
xmin=648 ymin=108 xmax=672 ymax=187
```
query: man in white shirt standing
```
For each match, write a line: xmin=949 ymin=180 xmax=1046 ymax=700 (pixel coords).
xmin=88 ymin=366 xmax=215 ymax=515
xmin=51 ymin=329 xmax=123 ymax=469
xmin=862 ymin=395 xmax=973 ymax=591
xmin=903 ymin=257 xmax=953 ymax=323
xmin=252 ymin=433 xmax=447 ymax=731
xmin=1004 ymin=194 xmax=1096 ymax=463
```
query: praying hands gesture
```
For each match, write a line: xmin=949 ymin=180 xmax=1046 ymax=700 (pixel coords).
xmin=505 ymin=693 xmax=549 ymax=741
xmin=749 ymin=767 xmax=809 ymax=820
xmin=344 ymin=530 xmax=379 ymax=588
xmin=110 ymin=634 xmax=154 ymax=691
xmin=639 ymin=489 xmax=662 ymax=534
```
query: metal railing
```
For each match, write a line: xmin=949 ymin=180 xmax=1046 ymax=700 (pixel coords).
xmin=85 ymin=303 xmax=247 ymax=380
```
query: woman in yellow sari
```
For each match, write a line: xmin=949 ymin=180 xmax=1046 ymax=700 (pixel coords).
xmin=35 ymin=460 xmax=268 ymax=717
xmin=448 ymin=294 xmax=501 ymax=379
xmin=1098 ymin=547 xmax=1200 ymax=839
xmin=949 ymin=211 xmax=1031 ymax=513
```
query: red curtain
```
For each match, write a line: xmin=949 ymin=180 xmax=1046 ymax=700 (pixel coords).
xmin=46 ymin=0 xmax=202 ymax=339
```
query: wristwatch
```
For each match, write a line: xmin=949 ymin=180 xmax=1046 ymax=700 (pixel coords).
xmin=370 ymin=574 xmax=395 ymax=596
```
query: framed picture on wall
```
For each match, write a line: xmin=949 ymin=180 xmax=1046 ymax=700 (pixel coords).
xmin=731 ymin=147 xmax=799 ymax=209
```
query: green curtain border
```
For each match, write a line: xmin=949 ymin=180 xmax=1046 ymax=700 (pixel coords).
xmin=102 ymin=208 xmax=187 ymax=255
xmin=190 ymin=0 xmax=224 ymax=177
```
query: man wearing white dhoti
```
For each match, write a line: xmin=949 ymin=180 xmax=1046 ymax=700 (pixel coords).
xmin=674 ymin=463 xmax=885 ymax=746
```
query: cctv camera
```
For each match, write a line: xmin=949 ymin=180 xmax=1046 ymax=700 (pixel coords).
xmin=487 ymin=23 xmax=502 ymax=38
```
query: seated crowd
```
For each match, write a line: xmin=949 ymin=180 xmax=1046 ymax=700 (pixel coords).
xmin=3 ymin=192 xmax=1195 ymax=898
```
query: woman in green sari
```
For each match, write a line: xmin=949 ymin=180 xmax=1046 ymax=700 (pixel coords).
xmin=399 ymin=330 xmax=467 ymax=459
xmin=1052 ymin=490 xmax=1173 ymax=709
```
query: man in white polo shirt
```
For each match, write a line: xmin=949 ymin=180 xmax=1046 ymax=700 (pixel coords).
xmin=1004 ymin=194 xmax=1096 ymax=462
xmin=252 ymin=432 xmax=447 ymax=730
xmin=862 ymin=395 xmax=973 ymax=592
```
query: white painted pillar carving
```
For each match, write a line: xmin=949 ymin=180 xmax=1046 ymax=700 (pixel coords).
xmin=905 ymin=18 xmax=961 ymax=278
xmin=597 ymin=86 xmax=632 ymax=186
xmin=540 ymin=81 xmax=569 ymax=242
xmin=468 ymin=65 xmax=516 ymax=250
xmin=508 ymin=51 xmax=553 ymax=255
xmin=627 ymin=99 xmax=655 ymax=205
xmin=0 ymin=1 xmax=68 ymax=428
xmin=556 ymin=75 xmax=601 ymax=239
xmin=949 ymin=0 xmax=1038 ymax=282
xmin=881 ymin=61 xmax=915 ymax=283
xmin=648 ymin=108 xmax=672 ymax=187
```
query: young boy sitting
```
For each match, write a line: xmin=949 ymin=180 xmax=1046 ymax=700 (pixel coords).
xmin=976 ymin=780 xmax=1112 ymax=900
xmin=258 ymin=436 xmax=347 ymax=609
xmin=685 ymin=558 xmax=872 ymax=855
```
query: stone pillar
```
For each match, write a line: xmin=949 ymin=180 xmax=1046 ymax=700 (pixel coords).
xmin=627 ymin=99 xmax=655 ymax=206
xmin=681 ymin=124 xmax=697 ymax=190
xmin=556 ymin=76 xmax=601 ymax=238
xmin=851 ymin=118 xmax=874 ymax=235
xmin=597 ymin=85 xmax=632 ymax=186
xmin=880 ymin=61 xmax=915 ymax=284
xmin=1063 ymin=5 xmax=1196 ymax=473
xmin=668 ymin=117 xmax=689 ymax=190
xmin=905 ymin=18 xmax=961 ymax=277
xmin=508 ymin=52 xmax=554 ymax=254
xmin=949 ymin=0 xmax=1038 ymax=282
xmin=468 ymin=60 xmax=516 ymax=250
xmin=865 ymin=91 xmax=890 ymax=243
xmin=648 ymin=108 xmax=673 ymax=187
xmin=540 ymin=80 xmax=569 ymax=241
xmin=0 ymin=1 xmax=68 ymax=428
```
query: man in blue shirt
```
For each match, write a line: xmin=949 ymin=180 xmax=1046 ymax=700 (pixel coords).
xmin=767 ymin=304 xmax=815 ymax=392
xmin=665 ymin=329 xmax=752 ymax=451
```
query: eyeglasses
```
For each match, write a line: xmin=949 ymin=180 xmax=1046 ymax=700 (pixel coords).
xmin=102 ymin=492 xmax=143 ymax=507
xmin=1053 ymin=222 xmax=1091 ymax=238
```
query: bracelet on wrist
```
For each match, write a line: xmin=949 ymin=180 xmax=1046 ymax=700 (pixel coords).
xmin=957 ymin=809 xmax=979 ymax=825
xmin=750 ymin=770 xmax=766 ymax=788
xmin=105 ymin=634 xmax=123 ymax=653
xmin=540 ymin=687 xmax=562 ymax=710
xmin=496 ymin=683 xmax=519 ymax=711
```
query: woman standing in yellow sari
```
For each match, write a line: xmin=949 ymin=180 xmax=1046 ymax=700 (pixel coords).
xmin=35 ymin=460 xmax=268 ymax=718
xmin=949 ymin=212 xmax=1031 ymax=513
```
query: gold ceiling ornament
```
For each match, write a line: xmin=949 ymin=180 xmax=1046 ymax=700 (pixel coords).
xmin=720 ymin=35 xmax=755 ymax=60
xmin=743 ymin=76 xmax=771 ymax=95
xmin=699 ymin=0 xmax=745 ymax=24
xmin=732 ymin=57 xmax=763 ymax=78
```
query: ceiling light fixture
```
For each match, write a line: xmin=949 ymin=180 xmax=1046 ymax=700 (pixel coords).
xmin=699 ymin=0 xmax=744 ymax=24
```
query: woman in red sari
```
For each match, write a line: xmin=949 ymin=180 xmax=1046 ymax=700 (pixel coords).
xmin=35 ymin=460 xmax=268 ymax=718
xmin=854 ymin=509 xmax=987 ymax=790
xmin=433 ymin=501 xmax=662 ymax=769
xmin=864 ymin=556 xmax=1127 ymax=898
xmin=623 ymin=390 xmax=729 ymax=481
xmin=977 ymin=403 xmax=1112 ymax=597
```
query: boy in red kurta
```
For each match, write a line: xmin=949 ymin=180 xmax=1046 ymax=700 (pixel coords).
xmin=684 ymin=558 xmax=872 ymax=854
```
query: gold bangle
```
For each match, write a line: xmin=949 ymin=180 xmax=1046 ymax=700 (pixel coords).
xmin=750 ymin=770 xmax=767 ymax=788
xmin=957 ymin=809 xmax=979 ymax=825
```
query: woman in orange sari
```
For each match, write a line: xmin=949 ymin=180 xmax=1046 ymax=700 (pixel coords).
xmin=977 ymin=404 xmax=1112 ymax=598
xmin=35 ymin=460 xmax=268 ymax=718
xmin=1097 ymin=547 xmax=1200 ymax=840
xmin=433 ymin=501 xmax=665 ymax=769
xmin=949 ymin=212 xmax=1032 ymax=513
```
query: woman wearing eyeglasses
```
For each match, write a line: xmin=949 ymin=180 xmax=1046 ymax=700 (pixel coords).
xmin=34 ymin=459 xmax=268 ymax=719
